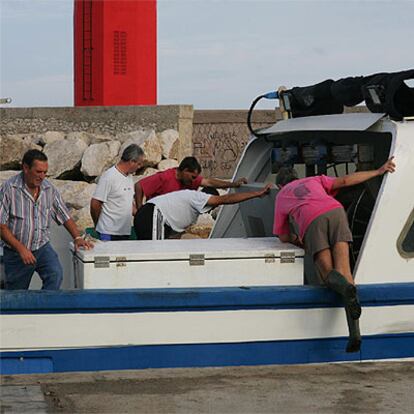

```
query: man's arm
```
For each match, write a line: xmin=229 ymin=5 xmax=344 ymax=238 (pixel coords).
xmin=63 ymin=218 xmax=93 ymax=250
xmin=332 ymin=156 xmax=396 ymax=190
xmin=278 ymin=233 xmax=304 ymax=248
xmin=0 ymin=224 xmax=37 ymax=264
xmin=134 ymin=181 xmax=145 ymax=210
xmin=90 ymin=198 xmax=103 ymax=227
xmin=206 ymin=184 xmax=272 ymax=207
xmin=201 ymin=177 xmax=248 ymax=189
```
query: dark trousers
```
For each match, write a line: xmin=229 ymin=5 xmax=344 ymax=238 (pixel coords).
xmin=3 ymin=242 xmax=63 ymax=290
xmin=134 ymin=203 xmax=173 ymax=240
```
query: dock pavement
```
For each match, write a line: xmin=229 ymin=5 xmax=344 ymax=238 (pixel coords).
xmin=1 ymin=361 xmax=413 ymax=413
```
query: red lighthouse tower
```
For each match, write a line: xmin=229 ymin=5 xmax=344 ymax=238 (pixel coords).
xmin=74 ymin=0 xmax=157 ymax=106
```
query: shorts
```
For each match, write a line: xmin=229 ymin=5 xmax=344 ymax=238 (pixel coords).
xmin=304 ymin=207 xmax=353 ymax=258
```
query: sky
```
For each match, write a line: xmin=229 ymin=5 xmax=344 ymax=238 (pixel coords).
xmin=0 ymin=0 xmax=413 ymax=109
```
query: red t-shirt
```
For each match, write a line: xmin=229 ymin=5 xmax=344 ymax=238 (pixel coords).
xmin=139 ymin=168 xmax=203 ymax=200
xmin=273 ymin=175 xmax=343 ymax=239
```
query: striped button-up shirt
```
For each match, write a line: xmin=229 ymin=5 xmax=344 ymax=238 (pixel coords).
xmin=0 ymin=172 xmax=71 ymax=251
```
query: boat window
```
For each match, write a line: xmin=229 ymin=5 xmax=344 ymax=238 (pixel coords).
xmin=397 ymin=208 xmax=414 ymax=258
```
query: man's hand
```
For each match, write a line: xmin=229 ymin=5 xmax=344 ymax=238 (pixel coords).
xmin=292 ymin=234 xmax=304 ymax=248
xmin=233 ymin=177 xmax=248 ymax=187
xmin=378 ymin=156 xmax=396 ymax=175
xmin=17 ymin=245 xmax=36 ymax=265
xmin=257 ymin=183 xmax=273 ymax=197
xmin=74 ymin=237 xmax=94 ymax=251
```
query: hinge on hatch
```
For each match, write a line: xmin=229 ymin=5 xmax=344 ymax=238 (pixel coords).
xmin=280 ymin=251 xmax=295 ymax=263
xmin=116 ymin=256 xmax=127 ymax=267
xmin=189 ymin=254 xmax=205 ymax=266
xmin=94 ymin=256 xmax=110 ymax=268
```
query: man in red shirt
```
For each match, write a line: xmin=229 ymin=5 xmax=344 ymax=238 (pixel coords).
xmin=134 ymin=156 xmax=247 ymax=209
xmin=273 ymin=156 xmax=396 ymax=352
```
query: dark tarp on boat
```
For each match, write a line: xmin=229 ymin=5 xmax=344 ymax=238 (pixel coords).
xmin=282 ymin=69 xmax=414 ymax=120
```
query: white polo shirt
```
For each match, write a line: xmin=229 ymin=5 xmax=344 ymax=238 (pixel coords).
xmin=150 ymin=190 xmax=212 ymax=232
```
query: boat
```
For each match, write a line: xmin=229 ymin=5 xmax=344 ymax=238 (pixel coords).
xmin=1 ymin=71 xmax=414 ymax=375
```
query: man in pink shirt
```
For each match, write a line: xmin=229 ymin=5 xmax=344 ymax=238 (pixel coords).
xmin=135 ymin=156 xmax=247 ymax=209
xmin=273 ymin=157 xmax=396 ymax=352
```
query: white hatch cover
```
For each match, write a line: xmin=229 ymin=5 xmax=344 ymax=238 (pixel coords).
xmin=260 ymin=113 xmax=385 ymax=135
xmin=73 ymin=237 xmax=304 ymax=263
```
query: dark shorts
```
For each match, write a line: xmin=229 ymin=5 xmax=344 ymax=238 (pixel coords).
xmin=304 ymin=207 xmax=353 ymax=258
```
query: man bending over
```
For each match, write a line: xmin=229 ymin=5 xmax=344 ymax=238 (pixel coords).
xmin=273 ymin=157 xmax=396 ymax=352
xmin=134 ymin=185 xmax=272 ymax=240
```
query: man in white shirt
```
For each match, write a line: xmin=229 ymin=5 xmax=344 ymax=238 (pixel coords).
xmin=90 ymin=144 xmax=144 ymax=241
xmin=134 ymin=184 xmax=272 ymax=240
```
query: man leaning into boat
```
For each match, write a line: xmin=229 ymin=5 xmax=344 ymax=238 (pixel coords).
xmin=134 ymin=185 xmax=272 ymax=240
xmin=0 ymin=149 xmax=93 ymax=290
xmin=134 ymin=156 xmax=248 ymax=210
xmin=273 ymin=156 xmax=396 ymax=352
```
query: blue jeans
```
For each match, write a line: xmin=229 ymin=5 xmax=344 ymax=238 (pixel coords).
xmin=98 ymin=233 xmax=130 ymax=241
xmin=3 ymin=242 xmax=63 ymax=290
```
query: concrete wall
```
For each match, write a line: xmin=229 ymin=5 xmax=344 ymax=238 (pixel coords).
xmin=0 ymin=105 xmax=194 ymax=160
xmin=193 ymin=109 xmax=280 ymax=178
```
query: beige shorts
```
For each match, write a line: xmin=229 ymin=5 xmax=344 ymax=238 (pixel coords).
xmin=304 ymin=207 xmax=353 ymax=258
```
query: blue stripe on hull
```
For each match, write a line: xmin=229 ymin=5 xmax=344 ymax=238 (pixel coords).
xmin=1 ymin=283 xmax=414 ymax=314
xmin=1 ymin=333 xmax=413 ymax=375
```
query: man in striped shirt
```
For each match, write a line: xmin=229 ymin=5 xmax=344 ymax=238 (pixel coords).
xmin=0 ymin=149 xmax=93 ymax=290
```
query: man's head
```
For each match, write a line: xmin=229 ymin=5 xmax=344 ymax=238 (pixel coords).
xmin=120 ymin=144 xmax=145 ymax=174
xmin=176 ymin=156 xmax=202 ymax=185
xmin=22 ymin=149 xmax=48 ymax=189
xmin=276 ymin=166 xmax=298 ymax=188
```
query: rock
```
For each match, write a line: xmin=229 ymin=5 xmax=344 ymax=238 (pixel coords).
xmin=133 ymin=167 xmax=158 ymax=184
xmin=119 ymin=130 xmax=162 ymax=168
xmin=28 ymin=134 xmax=46 ymax=146
xmin=157 ymin=158 xmax=178 ymax=171
xmin=0 ymin=135 xmax=42 ymax=170
xmin=51 ymin=180 xmax=96 ymax=210
xmin=41 ymin=131 xmax=65 ymax=146
xmin=116 ymin=129 xmax=151 ymax=144
xmin=195 ymin=213 xmax=215 ymax=227
xmin=184 ymin=213 xmax=215 ymax=239
xmin=158 ymin=129 xmax=179 ymax=159
xmin=81 ymin=141 xmax=121 ymax=177
xmin=169 ymin=139 xmax=180 ymax=161
xmin=89 ymin=134 xmax=113 ymax=144
xmin=44 ymin=138 xmax=88 ymax=178
xmin=66 ymin=131 xmax=92 ymax=146
xmin=184 ymin=224 xmax=212 ymax=239
xmin=0 ymin=170 xmax=20 ymax=185
xmin=180 ymin=233 xmax=201 ymax=239
xmin=69 ymin=205 xmax=94 ymax=231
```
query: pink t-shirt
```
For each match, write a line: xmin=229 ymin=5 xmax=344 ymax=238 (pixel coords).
xmin=139 ymin=168 xmax=203 ymax=201
xmin=273 ymin=175 xmax=343 ymax=239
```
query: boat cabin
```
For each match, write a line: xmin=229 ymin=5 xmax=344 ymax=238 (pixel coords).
xmin=212 ymin=113 xmax=414 ymax=285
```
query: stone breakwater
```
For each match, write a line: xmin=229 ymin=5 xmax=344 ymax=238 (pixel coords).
xmin=0 ymin=130 xmax=215 ymax=238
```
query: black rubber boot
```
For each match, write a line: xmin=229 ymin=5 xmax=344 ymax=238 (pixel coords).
xmin=345 ymin=307 xmax=361 ymax=353
xmin=326 ymin=270 xmax=361 ymax=320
